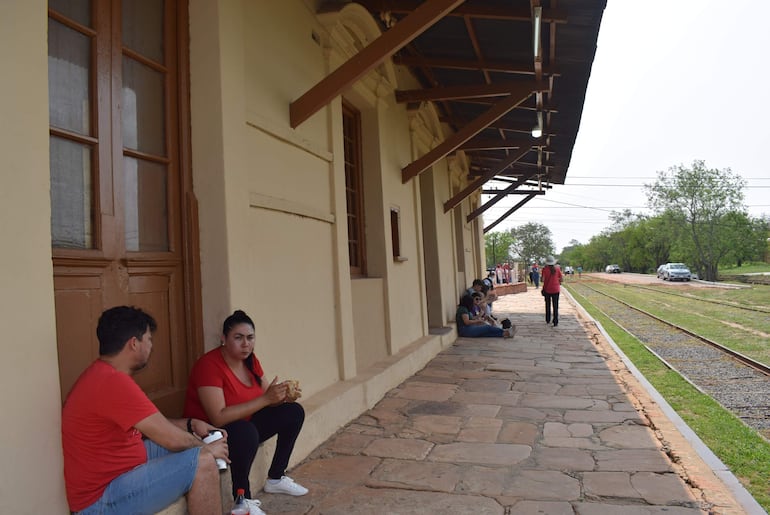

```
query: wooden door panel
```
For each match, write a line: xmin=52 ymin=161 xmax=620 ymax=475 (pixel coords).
xmin=53 ymin=273 xmax=104 ymax=400
xmin=128 ymin=268 xmax=185 ymax=416
xmin=49 ymin=1 xmax=199 ymax=416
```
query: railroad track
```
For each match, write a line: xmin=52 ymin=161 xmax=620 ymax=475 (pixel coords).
xmin=613 ymin=282 xmax=770 ymax=315
xmin=570 ymin=282 xmax=770 ymax=440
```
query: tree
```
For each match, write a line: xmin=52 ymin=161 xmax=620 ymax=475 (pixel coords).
xmin=484 ymin=231 xmax=515 ymax=268
xmin=509 ymin=222 xmax=554 ymax=264
xmin=721 ymin=213 xmax=769 ymax=267
xmin=645 ymin=160 xmax=747 ymax=281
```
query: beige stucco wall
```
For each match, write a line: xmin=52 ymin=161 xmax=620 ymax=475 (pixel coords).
xmin=0 ymin=1 xmax=68 ymax=512
xmin=190 ymin=0 xmax=435 ymax=389
xmin=0 ymin=0 xmax=485 ymax=511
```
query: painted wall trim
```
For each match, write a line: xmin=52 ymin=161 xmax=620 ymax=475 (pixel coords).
xmin=249 ymin=191 xmax=335 ymax=224
xmin=246 ymin=110 xmax=333 ymax=162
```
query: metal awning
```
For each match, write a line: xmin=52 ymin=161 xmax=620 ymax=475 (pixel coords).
xmin=293 ymin=0 xmax=606 ymax=226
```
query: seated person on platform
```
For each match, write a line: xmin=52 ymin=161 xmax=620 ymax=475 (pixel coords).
xmin=466 ymin=278 xmax=485 ymax=298
xmin=456 ymin=294 xmax=515 ymax=338
xmin=467 ymin=278 xmax=497 ymax=315
xmin=471 ymin=291 xmax=496 ymax=324
xmin=184 ymin=310 xmax=308 ymax=515
xmin=481 ymin=276 xmax=498 ymax=318
xmin=62 ymin=306 xmax=229 ymax=515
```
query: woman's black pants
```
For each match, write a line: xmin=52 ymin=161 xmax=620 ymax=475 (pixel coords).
xmin=223 ymin=402 xmax=305 ymax=499
xmin=544 ymin=292 xmax=560 ymax=325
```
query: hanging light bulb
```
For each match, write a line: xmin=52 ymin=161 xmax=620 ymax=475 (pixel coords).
xmin=531 ymin=111 xmax=543 ymax=138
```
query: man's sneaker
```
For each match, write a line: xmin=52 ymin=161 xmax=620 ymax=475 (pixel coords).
xmin=244 ymin=498 xmax=266 ymax=515
xmin=263 ymin=476 xmax=309 ymax=496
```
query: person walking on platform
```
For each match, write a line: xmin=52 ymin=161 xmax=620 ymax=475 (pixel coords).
xmin=542 ymin=255 xmax=563 ymax=327
xmin=531 ymin=263 xmax=540 ymax=288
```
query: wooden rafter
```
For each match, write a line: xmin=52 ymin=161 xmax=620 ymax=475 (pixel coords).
xmin=483 ymin=194 xmax=538 ymax=233
xmin=481 ymin=189 xmax=545 ymax=195
xmin=460 ymin=137 xmax=534 ymax=151
xmin=402 ymin=82 xmax=546 ymax=183
xmin=466 ymin=171 xmax=538 ymax=222
xmin=441 ymin=116 xmax=555 ymax=136
xmin=289 ymin=0 xmax=464 ymax=128
xmin=392 ymin=55 xmax=559 ymax=76
xmin=395 ymin=80 xmax=546 ymax=103
xmin=443 ymin=146 xmax=531 ymax=212
xmin=356 ymin=1 xmax=567 ymax=23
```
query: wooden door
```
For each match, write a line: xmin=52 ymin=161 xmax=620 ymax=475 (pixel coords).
xmin=48 ymin=0 xmax=200 ymax=415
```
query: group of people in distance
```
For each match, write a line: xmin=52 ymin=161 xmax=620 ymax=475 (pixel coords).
xmin=457 ymin=254 xmax=565 ymax=339
xmin=456 ymin=277 xmax=516 ymax=338
xmin=62 ymin=306 xmax=306 ymax=515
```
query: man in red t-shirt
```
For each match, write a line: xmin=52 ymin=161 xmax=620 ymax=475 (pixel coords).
xmin=62 ymin=306 xmax=230 ymax=514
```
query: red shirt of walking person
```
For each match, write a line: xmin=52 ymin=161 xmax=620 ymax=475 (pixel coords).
xmin=541 ymin=256 xmax=564 ymax=327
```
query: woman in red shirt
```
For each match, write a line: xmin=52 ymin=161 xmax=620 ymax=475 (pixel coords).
xmin=541 ymin=256 xmax=564 ymax=327
xmin=184 ymin=310 xmax=307 ymax=514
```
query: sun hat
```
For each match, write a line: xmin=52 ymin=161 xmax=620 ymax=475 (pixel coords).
xmin=545 ymin=255 xmax=556 ymax=265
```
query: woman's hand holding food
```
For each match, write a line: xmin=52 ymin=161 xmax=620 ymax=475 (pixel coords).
xmin=263 ymin=376 xmax=288 ymax=405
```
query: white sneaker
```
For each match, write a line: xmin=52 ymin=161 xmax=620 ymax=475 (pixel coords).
xmin=244 ymin=497 xmax=266 ymax=515
xmin=263 ymin=476 xmax=309 ymax=496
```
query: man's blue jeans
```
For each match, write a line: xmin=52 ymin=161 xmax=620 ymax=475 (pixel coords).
xmin=75 ymin=440 xmax=200 ymax=515
xmin=458 ymin=324 xmax=504 ymax=338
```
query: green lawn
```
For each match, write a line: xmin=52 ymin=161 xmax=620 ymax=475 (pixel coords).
xmin=565 ymin=284 xmax=770 ymax=512
xmin=719 ymin=262 xmax=770 ymax=274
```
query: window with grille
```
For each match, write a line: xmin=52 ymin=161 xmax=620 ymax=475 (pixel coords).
xmin=342 ymin=101 xmax=366 ymax=276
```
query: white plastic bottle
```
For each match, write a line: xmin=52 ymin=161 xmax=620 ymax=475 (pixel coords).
xmin=201 ymin=430 xmax=227 ymax=470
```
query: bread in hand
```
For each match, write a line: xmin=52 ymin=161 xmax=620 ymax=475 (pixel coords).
xmin=284 ymin=379 xmax=302 ymax=401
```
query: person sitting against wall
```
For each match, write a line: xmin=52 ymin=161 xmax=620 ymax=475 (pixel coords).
xmin=471 ymin=291 xmax=496 ymax=324
xmin=62 ymin=306 xmax=230 ymax=515
xmin=468 ymin=278 xmax=498 ymax=319
xmin=184 ymin=310 xmax=308 ymax=515
xmin=456 ymin=294 xmax=515 ymax=338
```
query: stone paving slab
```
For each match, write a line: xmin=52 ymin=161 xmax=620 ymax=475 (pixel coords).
xmin=257 ymin=288 xmax=751 ymax=514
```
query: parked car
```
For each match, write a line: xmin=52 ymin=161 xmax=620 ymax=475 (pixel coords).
xmin=657 ymin=263 xmax=691 ymax=281
xmin=605 ymin=264 xmax=621 ymax=273
xmin=564 ymin=266 xmax=574 ymax=274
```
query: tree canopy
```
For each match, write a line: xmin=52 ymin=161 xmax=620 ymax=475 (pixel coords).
xmin=485 ymin=231 xmax=515 ymax=267
xmin=557 ymin=161 xmax=767 ymax=278
xmin=645 ymin=160 xmax=749 ymax=281
xmin=509 ymin=222 xmax=555 ymax=265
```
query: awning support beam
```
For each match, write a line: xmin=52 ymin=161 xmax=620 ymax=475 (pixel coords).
xmin=289 ymin=0 xmax=465 ymax=128
xmin=402 ymin=83 xmax=545 ymax=183
xmin=483 ymin=193 xmax=538 ymax=233
xmin=443 ymin=145 xmax=531 ymax=212
xmin=466 ymin=171 xmax=537 ymax=222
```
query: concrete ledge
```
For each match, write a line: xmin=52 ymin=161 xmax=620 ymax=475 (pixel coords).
xmin=155 ymin=328 xmax=455 ymax=514
xmin=493 ymin=282 xmax=527 ymax=295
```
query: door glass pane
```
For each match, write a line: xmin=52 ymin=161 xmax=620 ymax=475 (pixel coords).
xmin=122 ymin=58 xmax=165 ymax=156
xmin=124 ymin=157 xmax=168 ymax=252
xmin=48 ymin=19 xmax=91 ymax=135
xmin=50 ymin=136 xmax=93 ymax=248
xmin=122 ymin=0 xmax=164 ymax=63
xmin=49 ymin=0 xmax=91 ymax=28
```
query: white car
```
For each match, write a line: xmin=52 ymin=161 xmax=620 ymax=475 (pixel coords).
xmin=657 ymin=263 xmax=691 ymax=281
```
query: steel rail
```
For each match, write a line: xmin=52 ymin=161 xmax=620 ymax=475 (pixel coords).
xmin=617 ymin=282 xmax=770 ymax=314
xmin=574 ymin=283 xmax=770 ymax=378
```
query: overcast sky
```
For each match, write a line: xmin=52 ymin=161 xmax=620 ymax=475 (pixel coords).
xmin=482 ymin=0 xmax=770 ymax=253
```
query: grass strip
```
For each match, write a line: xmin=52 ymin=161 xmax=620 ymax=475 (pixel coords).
xmin=566 ymin=285 xmax=770 ymax=512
